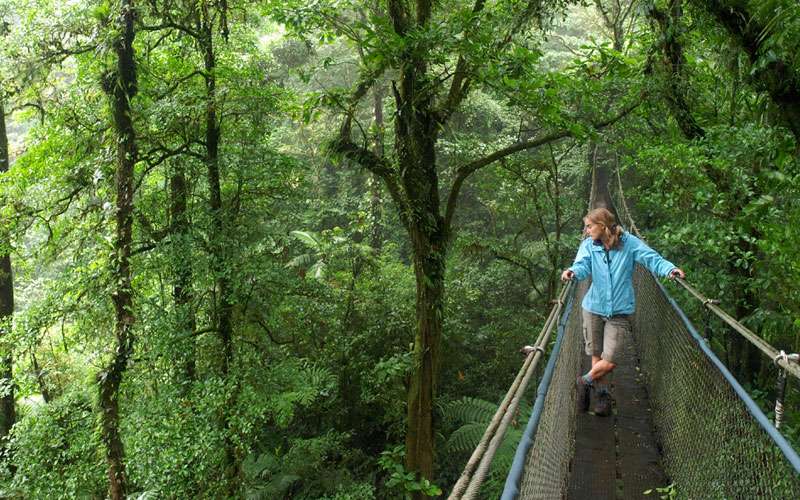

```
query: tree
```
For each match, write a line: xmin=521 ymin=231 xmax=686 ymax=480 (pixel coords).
xmin=271 ymin=0 xmax=637 ymax=487
xmin=98 ymin=0 xmax=139 ymax=497
xmin=688 ymin=0 xmax=800 ymax=141
xmin=0 ymin=88 xmax=15 ymax=443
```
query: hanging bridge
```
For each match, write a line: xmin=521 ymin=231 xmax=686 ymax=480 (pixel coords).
xmin=448 ymin=173 xmax=800 ymax=499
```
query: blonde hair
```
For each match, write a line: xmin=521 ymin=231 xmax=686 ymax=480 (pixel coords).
xmin=585 ymin=208 xmax=624 ymax=249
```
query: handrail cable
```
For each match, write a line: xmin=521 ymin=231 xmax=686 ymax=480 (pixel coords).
xmin=448 ymin=280 xmax=574 ymax=499
xmin=673 ymin=277 xmax=800 ymax=379
xmin=447 ymin=290 xmax=561 ymax=499
xmin=612 ymin=163 xmax=800 ymax=380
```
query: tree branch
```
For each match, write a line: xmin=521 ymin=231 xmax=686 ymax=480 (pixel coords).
xmin=491 ymin=251 xmax=543 ymax=299
xmin=443 ymin=100 xmax=639 ymax=235
xmin=255 ymin=317 xmax=295 ymax=345
xmin=330 ymin=117 xmax=410 ymax=229
xmin=436 ymin=0 xmax=487 ymax=124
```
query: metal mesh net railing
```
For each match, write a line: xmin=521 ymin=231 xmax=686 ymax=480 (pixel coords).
xmin=510 ymin=268 xmax=800 ymax=498
xmin=514 ymin=283 xmax=586 ymax=499
xmin=632 ymin=265 xmax=800 ymax=498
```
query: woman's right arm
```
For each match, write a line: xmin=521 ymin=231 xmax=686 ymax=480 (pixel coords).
xmin=566 ymin=240 xmax=591 ymax=281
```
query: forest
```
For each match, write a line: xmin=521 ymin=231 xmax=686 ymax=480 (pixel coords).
xmin=0 ymin=0 xmax=798 ymax=498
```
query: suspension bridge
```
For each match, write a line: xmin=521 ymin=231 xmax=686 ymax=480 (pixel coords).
xmin=448 ymin=166 xmax=800 ymax=499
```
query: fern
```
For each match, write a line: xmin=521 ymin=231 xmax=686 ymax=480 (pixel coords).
xmin=445 ymin=423 xmax=489 ymax=454
xmin=442 ymin=396 xmax=534 ymax=496
xmin=442 ymin=397 xmax=499 ymax=426
xmin=243 ymin=433 xmax=349 ymax=499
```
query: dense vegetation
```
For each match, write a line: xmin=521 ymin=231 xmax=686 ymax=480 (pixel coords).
xmin=0 ymin=0 xmax=798 ymax=498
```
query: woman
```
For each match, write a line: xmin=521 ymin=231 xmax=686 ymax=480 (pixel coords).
xmin=561 ymin=208 xmax=685 ymax=416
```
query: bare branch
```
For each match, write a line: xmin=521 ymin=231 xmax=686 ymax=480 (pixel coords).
xmin=444 ymin=100 xmax=640 ymax=234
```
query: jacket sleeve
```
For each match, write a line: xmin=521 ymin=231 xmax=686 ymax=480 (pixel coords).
xmin=569 ymin=239 xmax=592 ymax=281
xmin=631 ymin=235 xmax=676 ymax=277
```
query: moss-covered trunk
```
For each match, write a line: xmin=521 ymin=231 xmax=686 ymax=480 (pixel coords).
xmin=395 ymin=68 xmax=446 ymax=489
xmin=99 ymin=1 xmax=138 ymax=497
xmin=0 ymin=97 xmax=15 ymax=441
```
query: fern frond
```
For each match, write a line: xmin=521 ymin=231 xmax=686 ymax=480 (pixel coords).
xmin=442 ymin=397 xmax=498 ymax=426
xmin=290 ymin=230 xmax=322 ymax=249
xmin=445 ymin=422 xmax=490 ymax=454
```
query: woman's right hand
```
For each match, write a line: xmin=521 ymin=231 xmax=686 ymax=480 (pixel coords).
xmin=561 ymin=269 xmax=575 ymax=282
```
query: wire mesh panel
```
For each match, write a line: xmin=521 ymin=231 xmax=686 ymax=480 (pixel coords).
xmin=517 ymin=284 xmax=585 ymax=499
xmin=632 ymin=266 xmax=800 ymax=498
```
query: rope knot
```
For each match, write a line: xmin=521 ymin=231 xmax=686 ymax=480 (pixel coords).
xmin=774 ymin=350 xmax=789 ymax=366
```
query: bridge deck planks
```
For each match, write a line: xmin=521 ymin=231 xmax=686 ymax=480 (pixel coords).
xmin=566 ymin=329 xmax=668 ymax=500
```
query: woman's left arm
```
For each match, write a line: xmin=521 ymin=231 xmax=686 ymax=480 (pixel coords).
xmin=631 ymin=236 xmax=681 ymax=278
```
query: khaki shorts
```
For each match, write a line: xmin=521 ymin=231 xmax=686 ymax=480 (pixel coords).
xmin=582 ymin=309 xmax=631 ymax=364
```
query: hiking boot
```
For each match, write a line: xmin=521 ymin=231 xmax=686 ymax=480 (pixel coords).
xmin=594 ymin=391 xmax=613 ymax=417
xmin=576 ymin=376 xmax=591 ymax=413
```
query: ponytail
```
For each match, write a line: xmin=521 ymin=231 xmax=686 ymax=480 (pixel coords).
xmin=604 ymin=223 xmax=623 ymax=250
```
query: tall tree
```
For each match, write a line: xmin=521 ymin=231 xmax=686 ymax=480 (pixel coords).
xmin=0 ymin=93 xmax=15 ymax=442
xmin=98 ymin=0 xmax=139 ymax=497
xmin=315 ymin=0 xmax=636 ymax=487
xmin=141 ymin=0 xmax=238 ymax=487
xmin=197 ymin=1 xmax=238 ymax=487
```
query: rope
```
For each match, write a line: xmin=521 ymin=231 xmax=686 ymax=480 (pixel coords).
xmin=676 ymin=277 xmax=800 ymax=380
xmin=614 ymin=161 xmax=643 ymax=238
xmin=610 ymin=162 xmax=800 ymax=381
xmin=448 ymin=281 xmax=574 ymax=499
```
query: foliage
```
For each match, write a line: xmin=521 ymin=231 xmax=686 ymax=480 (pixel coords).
xmin=6 ymin=390 xmax=104 ymax=498
xmin=378 ymin=445 xmax=442 ymax=498
xmin=0 ymin=0 xmax=798 ymax=497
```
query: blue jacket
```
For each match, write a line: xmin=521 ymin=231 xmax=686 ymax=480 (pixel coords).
xmin=569 ymin=233 xmax=676 ymax=317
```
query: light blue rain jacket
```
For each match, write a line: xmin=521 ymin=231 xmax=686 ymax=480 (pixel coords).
xmin=569 ymin=232 xmax=677 ymax=317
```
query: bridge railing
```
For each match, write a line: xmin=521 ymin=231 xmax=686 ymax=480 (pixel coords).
xmin=504 ymin=266 xmax=800 ymax=498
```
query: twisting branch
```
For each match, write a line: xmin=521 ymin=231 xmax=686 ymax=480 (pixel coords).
xmin=443 ymin=100 xmax=640 ymax=234
xmin=330 ymin=115 xmax=410 ymax=229
xmin=436 ymin=0 xmax=487 ymax=124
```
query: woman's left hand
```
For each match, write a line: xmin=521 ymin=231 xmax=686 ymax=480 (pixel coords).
xmin=669 ymin=268 xmax=686 ymax=279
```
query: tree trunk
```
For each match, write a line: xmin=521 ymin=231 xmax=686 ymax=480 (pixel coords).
xmin=170 ymin=162 xmax=196 ymax=384
xmin=405 ymin=224 xmax=445 ymax=486
xmin=99 ymin=1 xmax=138 ymax=498
xmin=31 ymin=352 xmax=50 ymax=404
xmin=369 ymin=86 xmax=385 ymax=250
xmin=200 ymin=5 xmax=236 ymax=488
xmin=729 ymin=233 xmax=762 ymax=384
xmin=0 ymin=97 xmax=15 ymax=440
xmin=395 ymin=70 xmax=446 ymax=487
xmin=692 ymin=0 xmax=800 ymax=140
